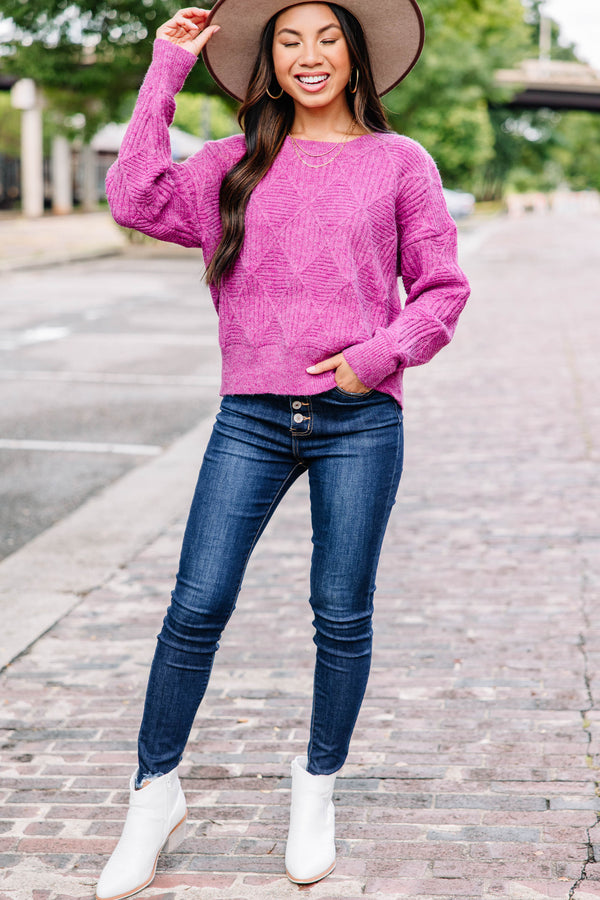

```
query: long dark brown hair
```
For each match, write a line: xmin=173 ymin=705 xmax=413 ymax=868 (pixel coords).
xmin=205 ymin=3 xmax=391 ymax=287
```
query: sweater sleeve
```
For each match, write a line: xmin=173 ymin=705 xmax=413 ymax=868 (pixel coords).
xmin=343 ymin=141 xmax=470 ymax=387
xmin=105 ymin=39 xmax=226 ymax=249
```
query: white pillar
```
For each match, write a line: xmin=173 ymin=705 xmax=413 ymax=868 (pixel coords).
xmin=11 ymin=79 xmax=44 ymax=218
xmin=51 ymin=135 xmax=73 ymax=215
xmin=80 ymin=143 xmax=98 ymax=211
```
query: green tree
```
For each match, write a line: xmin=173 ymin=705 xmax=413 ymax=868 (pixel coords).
xmin=384 ymin=0 xmax=531 ymax=190
xmin=0 ymin=0 xmax=229 ymax=136
xmin=172 ymin=93 xmax=238 ymax=142
xmin=553 ymin=112 xmax=600 ymax=192
xmin=0 ymin=93 xmax=21 ymax=156
xmin=481 ymin=108 xmax=566 ymax=198
xmin=481 ymin=0 xmax=597 ymax=198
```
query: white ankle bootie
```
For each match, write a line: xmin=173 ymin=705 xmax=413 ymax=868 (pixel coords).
xmin=96 ymin=770 xmax=187 ymax=900
xmin=285 ymin=756 xmax=337 ymax=884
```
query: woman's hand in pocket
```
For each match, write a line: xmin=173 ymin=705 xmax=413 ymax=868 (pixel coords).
xmin=307 ymin=353 xmax=370 ymax=393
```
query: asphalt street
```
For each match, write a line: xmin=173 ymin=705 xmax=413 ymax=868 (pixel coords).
xmin=0 ymin=254 xmax=221 ymax=561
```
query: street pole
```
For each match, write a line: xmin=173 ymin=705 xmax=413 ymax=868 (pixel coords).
xmin=539 ymin=16 xmax=552 ymax=61
xmin=539 ymin=0 xmax=552 ymax=62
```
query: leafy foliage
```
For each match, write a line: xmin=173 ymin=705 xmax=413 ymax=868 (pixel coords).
xmin=172 ymin=93 xmax=239 ymax=142
xmin=478 ymin=0 xmax=596 ymax=198
xmin=384 ymin=0 xmax=530 ymax=189
xmin=0 ymin=0 xmax=225 ymax=132
xmin=0 ymin=92 xmax=20 ymax=155
xmin=552 ymin=112 xmax=600 ymax=192
xmin=0 ymin=0 xmax=598 ymax=195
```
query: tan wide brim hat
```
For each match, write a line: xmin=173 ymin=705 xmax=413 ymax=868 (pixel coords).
xmin=203 ymin=0 xmax=425 ymax=101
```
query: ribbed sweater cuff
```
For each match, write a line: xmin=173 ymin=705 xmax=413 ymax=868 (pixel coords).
xmin=343 ymin=331 xmax=401 ymax=388
xmin=143 ymin=39 xmax=197 ymax=96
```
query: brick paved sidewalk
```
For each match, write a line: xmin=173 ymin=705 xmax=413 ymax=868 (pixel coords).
xmin=1 ymin=210 xmax=599 ymax=899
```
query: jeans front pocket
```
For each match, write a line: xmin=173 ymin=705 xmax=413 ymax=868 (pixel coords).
xmin=333 ymin=386 xmax=375 ymax=399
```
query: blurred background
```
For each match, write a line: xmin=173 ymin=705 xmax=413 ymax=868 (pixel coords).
xmin=0 ymin=0 xmax=599 ymax=216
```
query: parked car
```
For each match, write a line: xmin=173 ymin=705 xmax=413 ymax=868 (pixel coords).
xmin=443 ymin=188 xmax=475 ymax=219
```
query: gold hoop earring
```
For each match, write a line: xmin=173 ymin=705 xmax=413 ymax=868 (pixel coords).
xmin=266 ymin=84 xmax=284 ymax=100
xmin=349 ymin=68 xmax=360 ymax=94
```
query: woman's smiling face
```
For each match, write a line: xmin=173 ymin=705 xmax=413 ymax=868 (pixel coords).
xmin=272 ymin=3 xmax=353 ymax=109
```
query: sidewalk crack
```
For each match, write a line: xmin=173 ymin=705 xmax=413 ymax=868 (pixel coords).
xmin=569 ymin=570 xmax=600 ymax=900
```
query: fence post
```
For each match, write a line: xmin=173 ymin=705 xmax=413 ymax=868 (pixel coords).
xmin=52 ymin=135 xmax=73 ymax=215
xmin=80 ymin=143 xmax=98 ymax=211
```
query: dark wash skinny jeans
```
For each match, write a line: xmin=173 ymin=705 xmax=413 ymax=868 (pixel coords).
xmin=137 ymin=388 xmax=403 ymax=780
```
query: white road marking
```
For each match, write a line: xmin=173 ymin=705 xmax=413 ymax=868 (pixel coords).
xmin=0 ymin=326 xmax=71 ymax=350
xmin=0 ymin=370 xmax=220 ymax=386
xmin=0 ymin=330 xmax=218 ymax=350
xmin=0 ymin=439 xmax=162 ymax=456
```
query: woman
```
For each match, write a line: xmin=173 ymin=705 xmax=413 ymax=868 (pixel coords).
xmin=97 ymin=2 xmax=469 ymax=897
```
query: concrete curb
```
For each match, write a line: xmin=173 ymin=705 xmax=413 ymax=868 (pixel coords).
xmin=0 ymin=211 xmax=128 ymax=274
xmin=0 ymin=245 xmax=125 ymax=273
xmin=0 ymin=409 xmax=218 ymax=671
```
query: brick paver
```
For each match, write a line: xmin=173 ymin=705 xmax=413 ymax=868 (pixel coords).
xmin=1 ymin=209 xmax=599 ymax=899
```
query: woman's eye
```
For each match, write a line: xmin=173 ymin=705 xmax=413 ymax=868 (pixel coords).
xmin=322 ymin=40 xmax=337 ymax=45
xmin=284 ymin=42 xmax=300 ymax=47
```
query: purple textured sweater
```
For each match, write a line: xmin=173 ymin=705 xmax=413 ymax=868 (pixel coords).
xmin=106 ymin=39 xmax=470 ymax=406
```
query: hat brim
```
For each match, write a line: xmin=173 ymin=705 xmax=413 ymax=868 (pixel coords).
xmin=203 ymin=0 xmax=424 ymax=101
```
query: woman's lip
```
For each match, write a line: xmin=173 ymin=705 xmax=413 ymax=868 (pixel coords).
xmin=293 ymin=73 xmax=331 ymax=93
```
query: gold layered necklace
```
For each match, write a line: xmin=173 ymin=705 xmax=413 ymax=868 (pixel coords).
xmin=289 ymin=122 xmax=357 ymax=169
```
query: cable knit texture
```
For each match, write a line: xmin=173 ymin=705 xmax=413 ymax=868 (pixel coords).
xmin=106 ymin=39 xmax=470 ymax=406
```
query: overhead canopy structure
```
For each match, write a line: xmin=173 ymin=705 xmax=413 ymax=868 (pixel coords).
xmin=495 ymin=59 xmax=600 ymax=112
xmin=91 ymin=123 xmax=205 ymax=161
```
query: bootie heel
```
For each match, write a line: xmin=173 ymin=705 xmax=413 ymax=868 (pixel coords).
xmin=164 ymin=815 xmax=188 ymax=852
xmin=96 ymin=769 xmax=187 ymax=900
xmin=285 ymin=756 xmax=337 ymax=884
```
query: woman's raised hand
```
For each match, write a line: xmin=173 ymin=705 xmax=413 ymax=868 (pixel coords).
xmin=156 ymin=8 xmax=220 ymax=57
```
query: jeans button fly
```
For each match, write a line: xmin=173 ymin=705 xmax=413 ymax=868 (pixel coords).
xmin=292 ymin=401 xmax=302 ymax=410
xmin=293 ymin=413 xmax=304 ymax=424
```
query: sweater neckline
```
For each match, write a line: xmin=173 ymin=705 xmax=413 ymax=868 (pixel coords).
xmin=287 ymin=133 xmax=374 ymax=148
